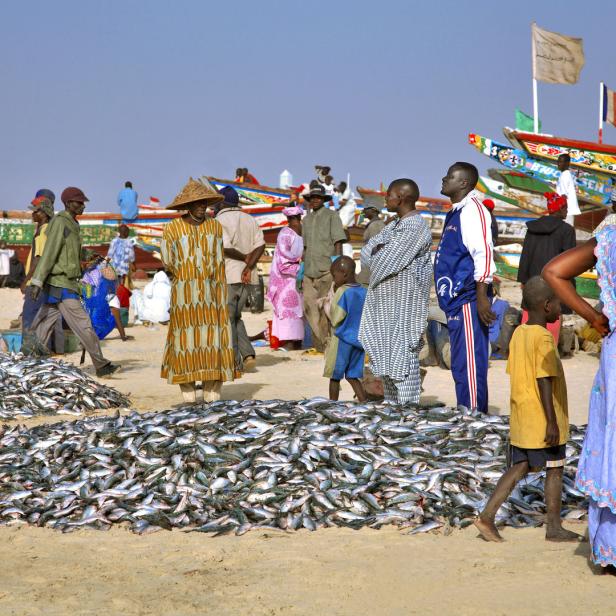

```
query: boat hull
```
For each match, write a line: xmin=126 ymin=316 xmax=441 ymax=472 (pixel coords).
xmin=356 ymin=187 xmax=536 ymax=244
xmin=495 ymin=250 xmax=599 ymax=299
xmin=504 ymin=128 xmax=616 ymax=178
xmin=469 ymin=133 xmax=612 ymax=206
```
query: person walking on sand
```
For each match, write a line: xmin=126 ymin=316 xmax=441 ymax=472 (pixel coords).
xmin=434 ymin=162 xmax=496 ymax=413
xmin=21 ymin=196 xmax=56 ymax=346
xmin=543 ymin=228 xmax=616 ymax=568
xmin=27 ymin=187 xmax=119 ymax=377
xmin=215 ymin=185 xmax=265 ymax=372
xmin=302 ymin=184 xmax=347 ymax=352
xmin=324 ymin=257 xmax=367 ymax=402
xmin=266 ymin=206 xmax=304 ymax=350
xmin=359 ymin=179 xmax=432 ymax=405
xmin=161 ymin=178 xmax=237 ymax=403
xmin=357 ymin=205 xmax=386 ymax=286
xmin=475 ymin=277 xmax=581 ymax=544
xmin=107 ymin=224 xmax=135 ymax=284
xmin=117 ymin=181 xmax=139 ymax=222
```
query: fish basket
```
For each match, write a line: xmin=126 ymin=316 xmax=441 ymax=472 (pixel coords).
xmin=1 ymin=331 xmax=22 ymax=352
xmin=64 ymin=331 xmax=81 ymax=354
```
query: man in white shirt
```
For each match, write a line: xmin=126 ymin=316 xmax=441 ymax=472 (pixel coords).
xmin=0 ymin=240 xmax=15 ymax=287
xmin=556 ymin=153 xmax=581 ymax=226
xmin=216 ymin=186 xmax=265 ymax=372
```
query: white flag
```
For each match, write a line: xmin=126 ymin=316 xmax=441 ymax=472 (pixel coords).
xmin=532 ymin=23 xmax=585 ymax=85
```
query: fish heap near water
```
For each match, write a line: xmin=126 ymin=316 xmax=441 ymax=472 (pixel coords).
xmin=0 ymin=354 xmax=130 ymax=419
xmin=0 ymin=399 xmax=587 ymax=535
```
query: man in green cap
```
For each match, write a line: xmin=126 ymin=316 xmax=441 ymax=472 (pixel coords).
xmin=27 ymin=187 xmax=119 ymax=378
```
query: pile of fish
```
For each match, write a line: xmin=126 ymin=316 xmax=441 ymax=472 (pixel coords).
xmin=0 ymin=399 xmax=587 ymax=535
xmin=0 ymin=354 xmax=130 ymax=419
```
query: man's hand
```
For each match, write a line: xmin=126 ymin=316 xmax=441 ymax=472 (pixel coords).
xmin=477 ymin=294 xmax=496 ymax=326
xmin=241 ymin=267 xmax=252 ymax=285
xmin=545 ymin=420 xmax=560 ymax=447
xmin=29 ymin=285 xmax=41 ymax=301
xmin=371 ymin=244 xmax=385 ymax=257
xmin=591 ymin=311 xmax=610 ymax=337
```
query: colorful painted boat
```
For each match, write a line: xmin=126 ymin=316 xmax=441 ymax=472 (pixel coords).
xmin=494 ymin=247 xmax=599 ymax=299
xmin=469 ymin=133 xmax=612 ymax=207
xmin=503 ymin=127 xmax=616 ymax=178
xmin=0 ymin=181 xmax=292 ymax=270
xmin=355 ymin=187 xmax=536 ymax=244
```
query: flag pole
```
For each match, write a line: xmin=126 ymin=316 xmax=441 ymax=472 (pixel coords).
xmin=533 ymin=79 xmax=539 ymax=133
xmin=531 ymin=23 xmax=539 ymax=133
xmin=599 ymin=82 xmax=604 ymax=144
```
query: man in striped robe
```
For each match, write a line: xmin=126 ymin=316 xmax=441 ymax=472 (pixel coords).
xmin=359 ymin=179 xmax=432 ymax=405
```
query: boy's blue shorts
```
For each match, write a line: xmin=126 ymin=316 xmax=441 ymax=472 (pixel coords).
xmin=332 ymin=340 xmax=365 ymax=380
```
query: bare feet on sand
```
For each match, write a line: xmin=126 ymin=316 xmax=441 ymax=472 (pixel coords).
xmin=474 ymin=517 xmax=504 ymax=542
xmin=545 ymin=527 xmax=582 ymax=542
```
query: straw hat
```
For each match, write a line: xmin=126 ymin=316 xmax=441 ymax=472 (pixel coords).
xmin=166 ymin=177 xmax=224 ymax=210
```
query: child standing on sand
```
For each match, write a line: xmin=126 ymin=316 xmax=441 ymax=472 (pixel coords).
xmin=324 ymin=256 xmax=367 ymax=402
xmin=475 ymin=276 xmax=581 ymax=543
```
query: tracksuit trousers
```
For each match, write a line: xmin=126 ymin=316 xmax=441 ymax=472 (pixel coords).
xmin=446 ymin=300 xmax=489 ymax=413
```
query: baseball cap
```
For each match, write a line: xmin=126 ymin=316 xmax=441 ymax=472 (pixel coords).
xmin=61 ymin=187 xmax=89 ymax=205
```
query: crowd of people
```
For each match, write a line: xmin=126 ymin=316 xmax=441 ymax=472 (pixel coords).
xmin=2 ymin=158 xmax=616 ymax=571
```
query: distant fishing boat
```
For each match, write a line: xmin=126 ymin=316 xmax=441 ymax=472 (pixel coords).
xmin=469 ymin=132 xmax=612 ymax=207
xmin=0 ymin=180 xmax=292 ymax=271
xmin=355 ymin=187 xmax=536 ymax=245
xmin=503 ymin=127 xmax=616 ymax=178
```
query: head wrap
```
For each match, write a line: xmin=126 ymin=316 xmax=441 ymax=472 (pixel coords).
xmin=282 ymin=206 xmax=303 ymax=218
xmin=545 ymin=192 xmax=567 ymax=214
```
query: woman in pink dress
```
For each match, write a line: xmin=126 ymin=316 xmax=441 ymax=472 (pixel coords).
xmin=266 ymin=207 xmax=304 ymax=349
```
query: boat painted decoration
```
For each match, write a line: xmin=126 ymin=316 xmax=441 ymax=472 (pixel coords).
xmin=504 ymin=127 xmax=616 ymax=178
xmin=469 ymin=133 xmax=612 ymax=206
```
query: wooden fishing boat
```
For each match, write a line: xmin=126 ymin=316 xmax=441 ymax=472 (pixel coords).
xmin=494 ymin=247 xmax=599 ymax=299
xmin=469 ymin=133 xmax=612 ymax=207
xmin=0 ymin=180 xmax=292 ymax=270
xmin=503 ymin=127 xmax=616 ymax=178
xmin=355 ymin=187 xmax=537 ymax=245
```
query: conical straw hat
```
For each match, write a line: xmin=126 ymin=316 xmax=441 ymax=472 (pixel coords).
xmin=166 ymin=177 xmax=224 ymax=210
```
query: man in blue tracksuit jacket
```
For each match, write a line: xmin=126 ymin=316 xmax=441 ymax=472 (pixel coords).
xmin=434 ymin=162 xmax=496 ymax=413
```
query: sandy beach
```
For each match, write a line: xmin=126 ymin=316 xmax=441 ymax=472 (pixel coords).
xmin=0 ymin=281 xmax=611 ymax=615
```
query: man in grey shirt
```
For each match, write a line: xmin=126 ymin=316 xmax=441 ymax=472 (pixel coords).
xmin=302 ymin=184 xmax=346 ymax=351
xmin=357 ymin=205 xmax=386 ymax=285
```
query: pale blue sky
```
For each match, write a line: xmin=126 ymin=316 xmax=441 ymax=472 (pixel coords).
xmin=1 ymin=0 xmax=615 ymax=211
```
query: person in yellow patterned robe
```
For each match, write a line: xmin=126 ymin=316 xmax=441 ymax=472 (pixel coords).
xmin=161 ymin=178 xmax=237 ymax=402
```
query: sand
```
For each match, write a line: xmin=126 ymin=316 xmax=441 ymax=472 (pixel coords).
xmin=0 ymin=283 xmax=611 ymax=615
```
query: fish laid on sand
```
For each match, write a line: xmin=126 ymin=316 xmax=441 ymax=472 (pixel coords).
xmin=0 ymin=354 xmax=130 ymax=419
xmin=0 ymin=399 xmax=587 ymax=535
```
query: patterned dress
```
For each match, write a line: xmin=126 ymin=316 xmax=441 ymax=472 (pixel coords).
xmin=359 ymin=212 xmax=432 ymax=404
xmin=160 ymin=217 xmax=236 ymax=385
xmin=266 ymin=227 xmax=304 ymax=341
xmin=576 ymin=226 xmax=616 ymax=566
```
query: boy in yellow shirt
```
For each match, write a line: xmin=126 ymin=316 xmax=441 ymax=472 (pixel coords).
xmin=475 ymin=276 xmax=581 ymax=543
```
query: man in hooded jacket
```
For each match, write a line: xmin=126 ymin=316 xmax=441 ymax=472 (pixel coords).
xmin=518 ymin=192 xmax=576 ymax=288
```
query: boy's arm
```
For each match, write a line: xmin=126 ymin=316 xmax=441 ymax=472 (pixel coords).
xmin=537 ymin=377 xmax=559 ymax=447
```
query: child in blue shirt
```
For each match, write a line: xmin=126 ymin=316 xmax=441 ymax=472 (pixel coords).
xmin=324 ymin=256 xmax=367 ymax=401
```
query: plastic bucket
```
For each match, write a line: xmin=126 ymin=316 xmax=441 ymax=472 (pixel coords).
xmin=1 ymin=331 xmax=22 ymax=352
xmin=267 ymin=319 xmax=280 ymax=349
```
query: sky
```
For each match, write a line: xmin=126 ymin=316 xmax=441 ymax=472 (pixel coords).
xmin=2 ymin=0 xmax=616 ymax=211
